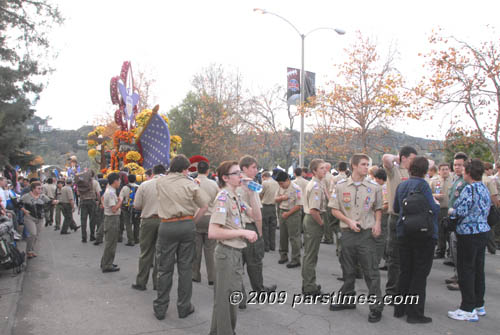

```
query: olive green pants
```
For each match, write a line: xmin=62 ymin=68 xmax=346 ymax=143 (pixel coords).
xmin=279 ymin=209 xmax=302 ymax=264
xmin=340 ymin=229 xmax=383 ymax=312
xmin=241 ymin=222 xmax=265 ymax=291
xmin=375 ymin=213 xmax=389 ymax=266
xmin=80 ymin=199 xmax=96 ymax=240
xmin=262 ymin=204 xmax=277 ymax=250
xmin=154 ymin=219 xmax=195 ymax=318
xmin=193 ymin=215 xmax=216 ymax=283
xmin=60 ymin=203 xmax=77 ymax=233
xmin=322 ymin=210 xmax=336 ymax=243
xmin=54 ymin=203 xmax=62 ymax=229
xmin=135 ymin=217 xmax=160 ymax=288
xmin=100 ymin=215 xmax=120 ymax=270
xmin=209 ymin=243 xmax=243 ymax=335
xmin=301 ymin=213 xmax=325 ymax=293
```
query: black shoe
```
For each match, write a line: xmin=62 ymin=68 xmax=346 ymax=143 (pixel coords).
xmin=368 ymin=310 xmax=382 ymax=323
xmin=394 ymin=306 xmax=406 ymax=318
xmin=443 ymin=260 xmax=454 ymax=266
xmin=192 ymin=278 xmax=201 ymax=283
xmin=54 ymin=226 xmax=60 ymax=231
xmin=286 ymin=262 xmax=301 ymax=268
xmin=93 ymin=241 xmax=102 ymax=245
xmin=445 ymin=276 xmax=457 ymax=284
xmin=321 ymin=239 xmax=333 ymax=244
xmin=208 ymin=281 xmax=214 ymax=286
xmin=434 ymin=254 xmax=445 ymax=259
xmin=407 ymin=316 xmax=432 ymax=324
xmin=238 ymin=304 xmax=246 ymax=310
xmin=329 ymin=302 xmax=356 ymax=311
xmin=278 ymin=258 xmax=288 ymax=264
xmin=446 ymin=283 xmax=460 ymax=291
xmin=82 ymin=239 xmax=87 ymax=243
xmin=112 ymin=264 xmax=118 ymax=267
xmin=60 ymin=231 xmax=70 ymax=235
xmin=90 ymin=236 xmax=96 ymax=241
xmin=102 ymin=267 xmax=120 ymax=273
xmin=379 ymin=265 xmax=388 ymax=271
xmin=135 ymin=240 xmax=140 ymax=244
xmin=263 ymin=284 xmax=277 ymax=292
xmin=270 ymin=247 xmax=275 ymax=251
xmin=356 ymin=273 xmax=363 ymax=279
xmin=73 ymin=226 xmax=81 ymax=232
xmin=265 ymin=248 xmax=270 ymax=252
xmin=131 ymin=284 xmax=146 ymax=291
xmin=118 ymin=238 xmax=123 ymax=243
xmin=337 ymin=277 xmax=345 ymax=281
xmin=179 ymin=305 xmax=195 ymax=318
xmin=125 ymin=242 xmax=135 ymax=246
xmin=155 ymin=313 xmax=165 ymax=320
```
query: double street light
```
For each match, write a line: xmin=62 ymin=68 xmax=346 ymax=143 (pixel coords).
xmin=254 ymin=8 xmax=345 ymax=168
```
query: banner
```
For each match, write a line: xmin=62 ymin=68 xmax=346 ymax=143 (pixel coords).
xmin=286 ymin=67 xmax=316 ymax=105
xmin=137 ymin=113 xmax=171 ymax=169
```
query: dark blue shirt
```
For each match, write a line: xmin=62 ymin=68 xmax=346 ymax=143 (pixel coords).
xmin=394 ymin=177 xmax=440 ymax=239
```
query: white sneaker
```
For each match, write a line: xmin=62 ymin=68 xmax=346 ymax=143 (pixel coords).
xmin=474 ymin=306 xmax=486 ymax=316
xmin=447 ymin=309 xmax=479 ymax=322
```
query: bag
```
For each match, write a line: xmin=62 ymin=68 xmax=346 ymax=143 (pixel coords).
xmin=126 ymin=185 xmax=138 ymax=208
xmin=75 ymin=171 xmax=93 ymax=198
xmin=401 ymin=182 xmax=434 ymax=237
xmin=488 ymin=206 xmax=500 ymax=227
xmin=0 ymin=240 xmax=25 ymax=273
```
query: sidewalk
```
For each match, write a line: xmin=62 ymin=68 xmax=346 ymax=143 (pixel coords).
xmin=0 ymin=240 xmax=27 ymax=335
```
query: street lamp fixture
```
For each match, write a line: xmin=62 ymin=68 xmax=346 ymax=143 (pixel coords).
xmin=254 ymin=8 xmax=345 ymax=168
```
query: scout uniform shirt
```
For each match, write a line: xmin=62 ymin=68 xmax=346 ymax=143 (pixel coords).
xmin=103 ymin=186 xmax=120 ymax=216
xmin=134 ymin=175 xmax=161 ymax=218
xmin=198 ymin=174 xmax=219 ymax=216
xmin=430 ymin=176 xmax=453 ymax=209
xmin=323 ymin=172 xmax=334 ymax=195
xmin=261 ymin=178 xmax=280 ymax=205
xmin=81 ymin=179 xmax=102 ymax=200
xmin=482 ymin=175 xmax=498 ymax=199
xmin=449 ymin=175 xmax=467 ymax=208
xmin=328 ymin=172 xmax=348 ymax=207
xmin=384 ymin=163 xmax=409 ymax=215
xmin=236 ymin=173 xmax=262 ymax=225
xmin=330 ymin=177 xmax=383 ymax=229
xmin=43 ymin=183 xmax=57 ymax=199
xmin=156 ymin=172 xmax=209 ymax=219
xmin=210 ymin=188 xmax=249 ymax=249
xmin=294 ymin=176 xmax=309 ymax=194
xmin=303 ymin=177 xmax=328 ymax=215
xmin=276 ymin=182 xmax=303 ymax=210
xmin=60 ymin=185 xmax=74 ymax=204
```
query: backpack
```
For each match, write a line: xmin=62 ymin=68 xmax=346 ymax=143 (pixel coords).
xmin=400 ymin=182 xmax=434 ymax=238
xmin=126 ymin=184 xmax=138 ymax=208
xmin=0 ymin=240 xmax=25 ymax=274
xmin=75 ymin=171 xmax=93 ymax=198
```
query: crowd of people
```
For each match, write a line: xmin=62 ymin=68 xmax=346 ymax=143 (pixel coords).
xmin=1 ymin=147 xmax=499 ymax=334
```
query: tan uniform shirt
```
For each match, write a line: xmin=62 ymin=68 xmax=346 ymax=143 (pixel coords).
xmin=60 ymin=185 xmax=74 ymax=204
xmin=294 ymin=176 xmax=309 ymax=194
xmin=276 ymin=182 xmax=303 ymax=210
xmin=327 ymin=172 xmax=348 ymax=208
xmin=119 ymin=184 xmax=133 ymax=206
xmin=261 ymin=178 xmax=280 ymax=205
xmin=493 ymin=175 xmax=500 ymax=202
xmin=210 ymin=188 xmax=248 ymax=249
xmin=134 ymin=175 xmax=161 ymax=218
xmin=43 ymin=184 xmax=57 ymax=199
xmin=324 ymin=172 xmax=334 ymax=194
xmin=384 ymin=163 xmax=409 ymax=215
xmin=303 ymin=177 xmax=328 ymax=214
xmin=198 ymin=175 xmax=219 ymax=216
xmin=55 ymin=187 xmax=63 ymax=201
xmin=103 ymin=186 xmax=120 ymax=216
xmin=430 ymin=176 xmax=452 ymax=209
xmin=236 ymin=173 xmax=262 ymax=224
xmin=80 ymin=179 xmax=101 ymax=200
xmin=482 ymin=175 xmax=498 ymax=198
xmin=331 ymin=177 xmax=383 ymax=229
xmin=156 ymin=173 xmax=209 ymax=219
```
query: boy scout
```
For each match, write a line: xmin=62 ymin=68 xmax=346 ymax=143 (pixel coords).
xmin=275 ymin=170 xmax=303 ymax=268
xmin=207 ymin=160 xmax=259 ymax=335
xmin=42 ymin=177 xmax=56 ymax=226
xmin=131 ymin=164 xmax=165 ymax=291
xmin=322 ymin=163 xmax=336 ymax=244
xmin=100 ymin=173 xmax=122 ymax=273
xmin=54 ymin=180 xmax=64 ymax=231
xmin=430 ymin=163 xmax=453 ymax=259
xmin=382 ymin=146 xmax=417 ymax=296
xmin=79 ymin=171 xmax=101 ymax=243
xmin=236 ymin=155 xmax=276 ymax=304
xmin=301 ymin=158 xmax=328 ymax=295
xmin=330 ymin=153 xmax=383 ymax=323
xmin=192 ymin=161 xmax=219 ymax=285
xmin=260 ymin=171 xmax=280 ymax=251
xmin=154 ymin=155 xmax=209 ymax=320
xmin=60 ymin=179 xmax=79 ymax=234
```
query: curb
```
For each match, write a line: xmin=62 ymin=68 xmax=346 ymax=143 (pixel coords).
xmin=2 ymin=240 xmax=28 ymax=335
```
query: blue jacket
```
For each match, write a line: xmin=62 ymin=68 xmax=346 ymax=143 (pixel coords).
xmin=394 ymin=177 xmax=440 ymax=239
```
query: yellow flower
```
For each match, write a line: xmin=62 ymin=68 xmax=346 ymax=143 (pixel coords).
xmin=125 ymin=162 xmax=145 ymax=176
xmin=126 ymin=151 xmax=141 ymax=162
xmin=88 ymin=149 xmax=98 ymax=158
xmin=170 ymin=135 xmax=182 ymax=144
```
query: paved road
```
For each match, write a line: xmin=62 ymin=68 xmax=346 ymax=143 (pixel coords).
xmin=10 ymin=214 xmax=500 ymax=335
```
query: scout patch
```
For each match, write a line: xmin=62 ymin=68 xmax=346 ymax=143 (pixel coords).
xmin=240 ymin=202 xmax=247 ymax=212
xmin=218 ymin=201 xmax=226 ymax=207
xmin=364 ymin=196 xmax=371 ymax=210
xmin=296 ymin=189 xmax=301 ymax=200
xmin=343 ymin=192 xmax=351 ymax=203
xmin=313 ymin=182 xmax=319 ymax=189
xmin=234 ymin=217 xmax=240 ymax=226
xmin=367 ymin=187 xmax=371 ymax=193
xmin=217 ymin=194 xmax=227 ymax=201
xmin=216 ymin=207 xmax=226 ymax=213
xmin=401 ymin=177 xmax=408 ymax=181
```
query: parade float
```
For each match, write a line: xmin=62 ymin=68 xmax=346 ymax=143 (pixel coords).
xmin=87 ymin=61 xmax=182 ymax=181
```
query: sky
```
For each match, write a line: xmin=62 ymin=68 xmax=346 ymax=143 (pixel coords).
xmin=34 ymin=0 xmax=500 ymax=140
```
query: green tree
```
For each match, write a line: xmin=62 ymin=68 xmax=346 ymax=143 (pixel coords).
xmin=0 ymin=0 xmax=63 ymax=167
xmin=444 ymin=130 xmax=494 ymax=163
xmin=168 ymin=92 xmax=202 ymax=158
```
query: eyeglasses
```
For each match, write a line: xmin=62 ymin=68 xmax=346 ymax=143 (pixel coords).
xmin=226 ymin=170 xmax=242 ymax=176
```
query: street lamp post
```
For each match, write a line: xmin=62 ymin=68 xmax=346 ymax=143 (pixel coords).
xmin=254 ymin=8 xmax=345 ymax=168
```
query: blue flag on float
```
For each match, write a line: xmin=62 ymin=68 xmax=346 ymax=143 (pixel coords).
xmin=138 ymin=111 xmax=170 ymax=170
